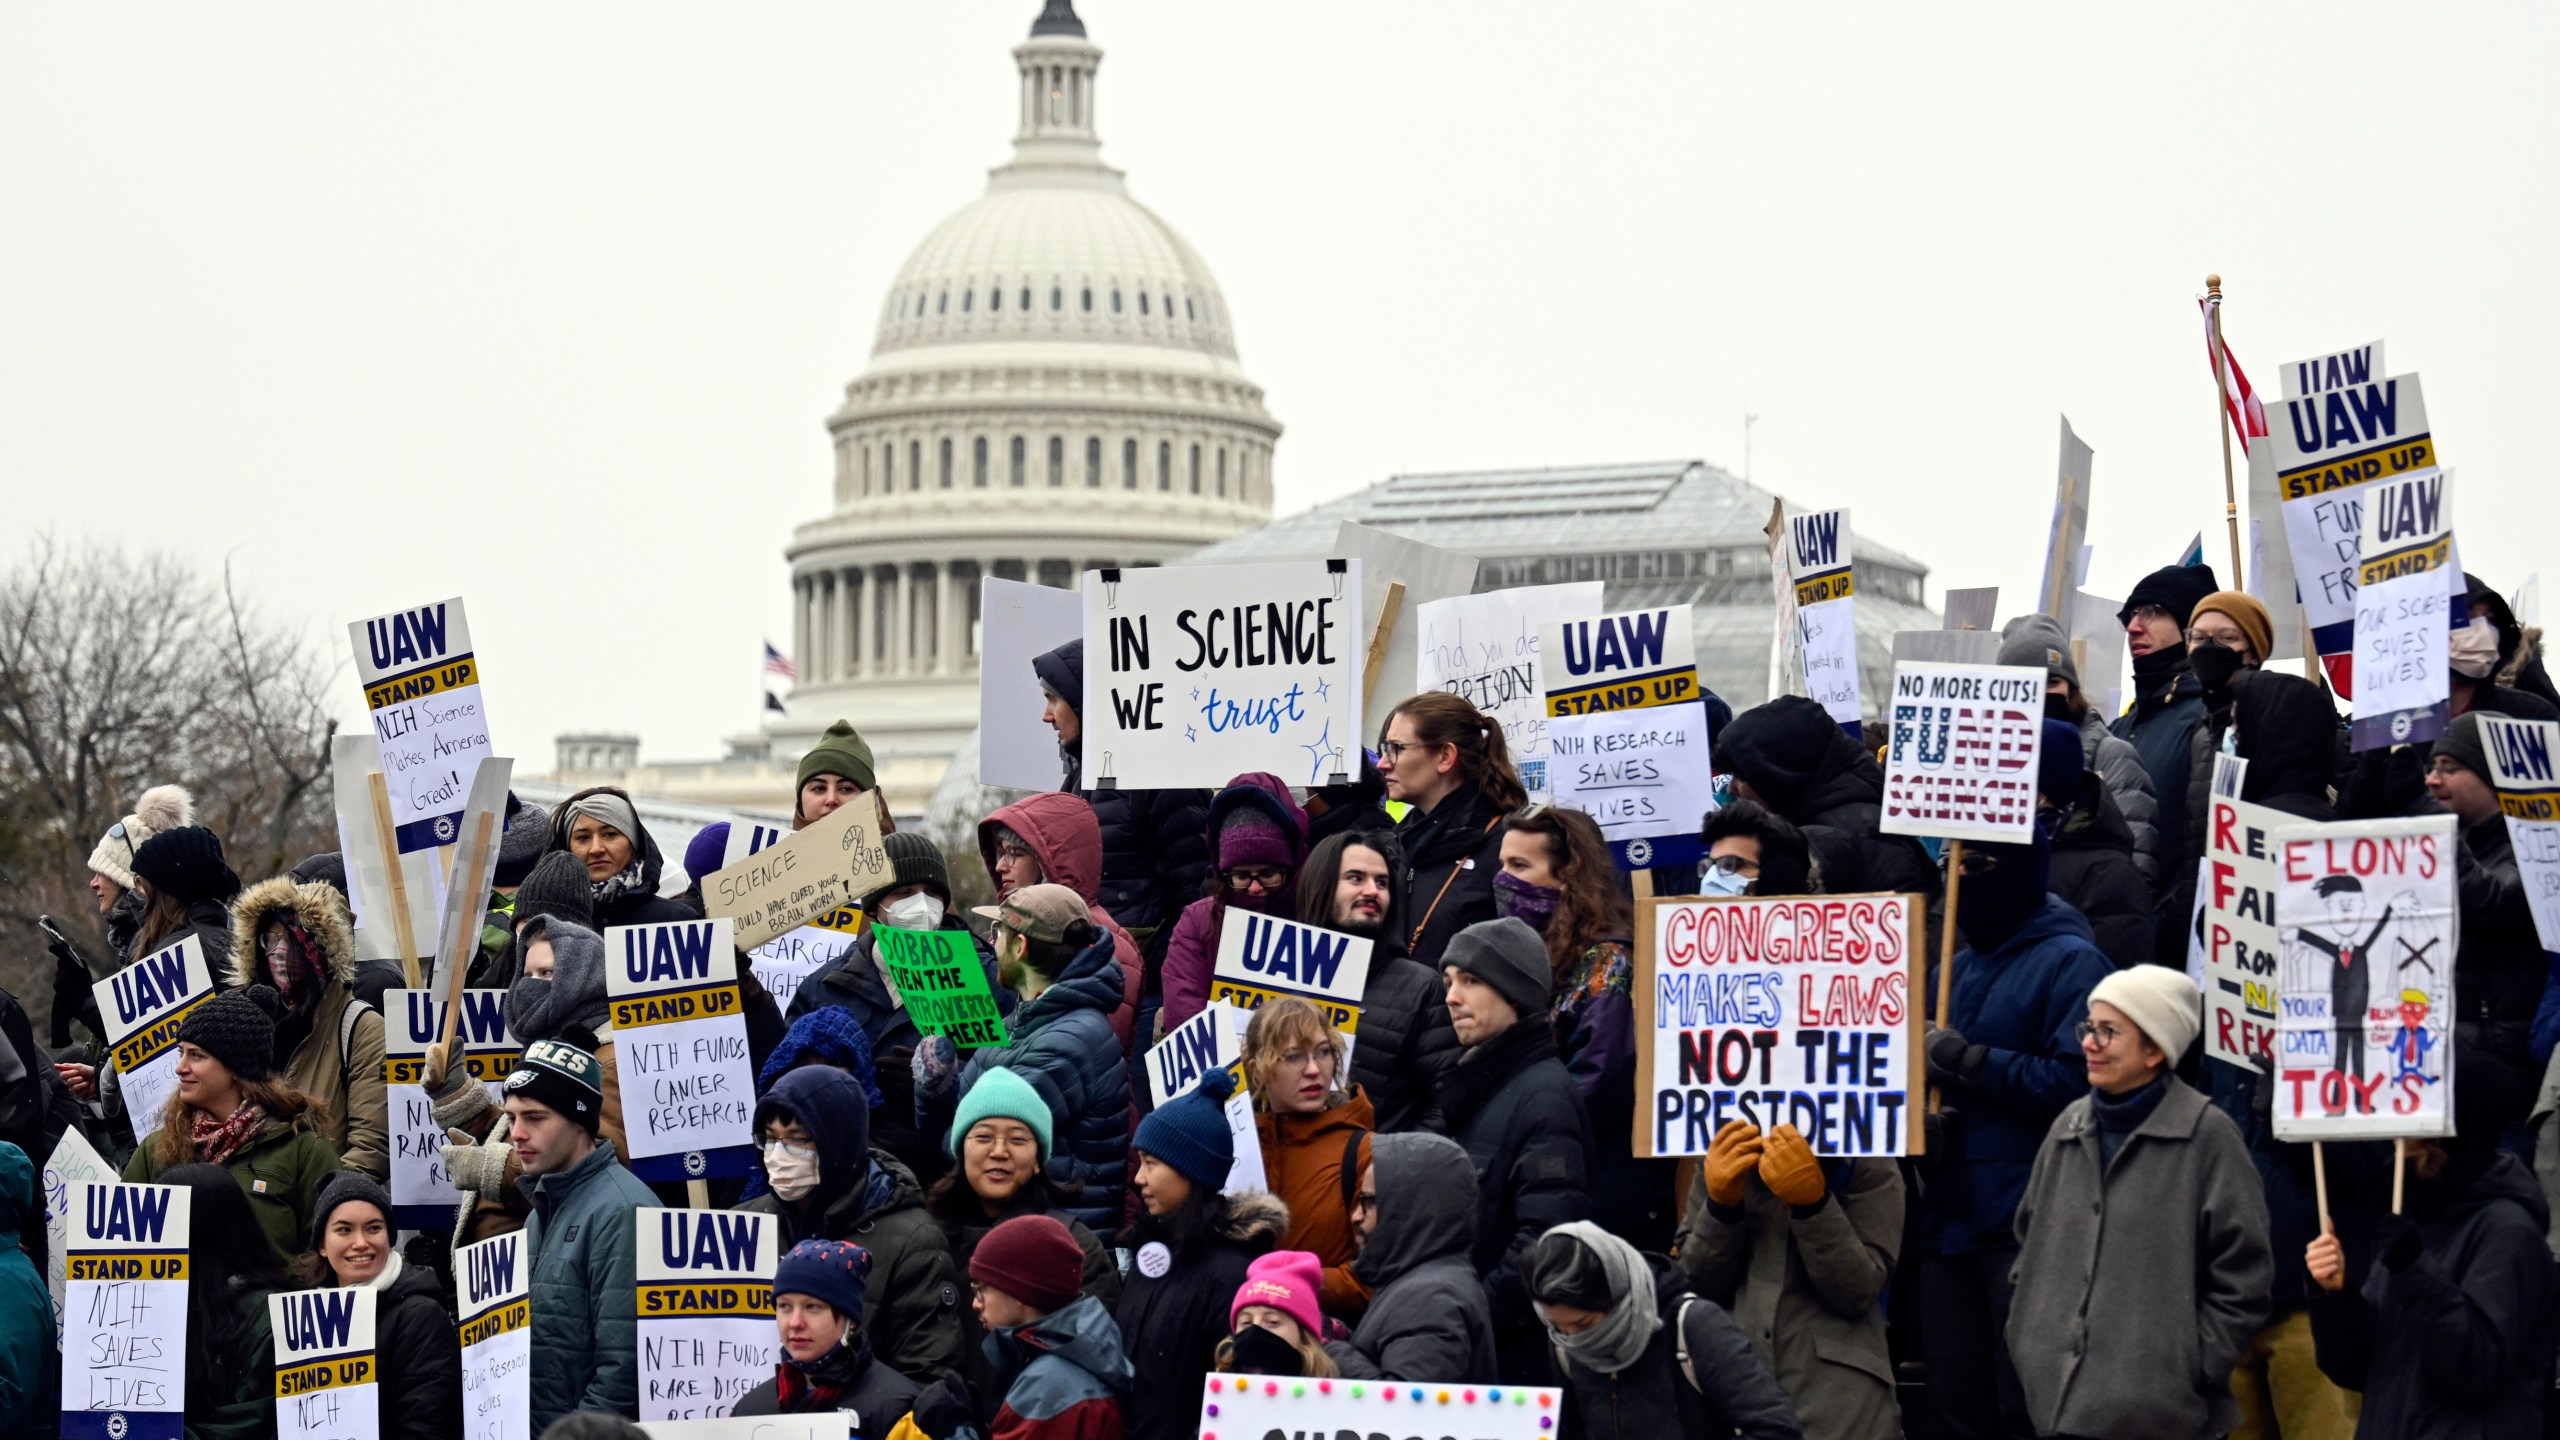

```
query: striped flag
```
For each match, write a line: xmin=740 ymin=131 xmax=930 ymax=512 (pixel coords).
xmin=2199 ymin=296 xmax=2268 ymax=452
xmin=763 ymin=641 xmax=797 ymax=681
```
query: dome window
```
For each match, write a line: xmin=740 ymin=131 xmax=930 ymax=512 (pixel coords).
xmin=990 ymin=286 xmax=1001 ymax=312
xmin=937 ymin=291 xmax=948 ymax=314
xmin=1047 ymin=435 xmax=1064 ymax=486
xmin=1020 ymin=287 xmax=1032 ymax=311
xmin=939 ymin=438 xmax=954 ymax=489
xmin=1085 ymin=436 xmax=1101 ymax=487
xmin=1216 ymin=447 xmax=1226 ymax=495
xmin=1051 ymin=286 xmax=1063 ymax=311
xmin=973 ymin=436 xmax=989 ymax=487
xmin=1010 ymin=436 xmax=1026 ymax=487
xmin=963 ymin=289 xmax=974 ymax=313
xmin=1163 ymin=294 xmax=1174 ymax=319
xmin=1189 ymin=444 xmax=1201 ymax=494
xmin=1138 ymin=292 xmax=1150 ymax=316
xmin=1186 ymin=298 xmax=1196 ymax=321
xmin=1157 ymin=441 xmax=1171 ymax=490
xmin=1111 ymin=289 xmax=1123 ymax=313
xmin=909 ymin=440 xmax=922 ymax=491
xmin=1081 ymin=287 xmax=1093 ymax=312
xmin=1123 ymin=438 xmax=1138 ymax=488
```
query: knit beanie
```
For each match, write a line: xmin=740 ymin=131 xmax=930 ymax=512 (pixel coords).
xmin=1216 ymin=806 xmax=1294 ymax=875
xmin=1134 ymin=1066 xmax=1237 ymax=1188
xmin=492 ymin=793 xmax=554 ymax=889
xmin=506 ymin=917 xmax=612 ymax=1042
xmin=175 ymin=985 xmax=282 ymax=1083
xmin=969 ymin=1214 xmax=1084 ymax=1316
xmin=2037 ymin=718 xmax=2086 ymax=808
xmin=947 ymin=1064 xmax=1055 ymax=1164
xmin=2090 ymin=964 xmax=2201 ymax=1065
xmin=89 ymin=784 xmax=193 ymax=890
xmin=865 ymin=831 xmax=952 ymax=907
xmin=288 ymin=852 xmax=350 ymax=904
xmin=2191 ymin=590 xmax=2276 ymax=663
xmin=1441 ymin=917 xmax=1553 ymax=1019
xmin=773 ymin=1239 xmax=874 ymax=1323
xmin=2433 ymin=711 xmax=2493 ymax=781
xmin=132 ymin=826 xmax=241 ymax=907
xmin=798 ymin=720 xmax=878 ymax=794
xmin=1997 ymin=614 xmax=2079 ymax=690
xmin=509 ymin=852 xmax=595 ymax=934
xmin=502 ymin=1037 xmax=607 ymax=1132
xmin=306 ymin=1170 xmax=395 ymax=1253
xmin=683 ymin=823 xmax=731 ymax=890
xmin=1231 ymin=1250 xmax=1324 ymax=1339
xmin=2119 ymin=563 xmax=2221 ymax=629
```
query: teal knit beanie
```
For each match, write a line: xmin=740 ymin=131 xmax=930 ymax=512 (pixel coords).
xmin=948 ymin=1064 xmax=1055 ymax=1165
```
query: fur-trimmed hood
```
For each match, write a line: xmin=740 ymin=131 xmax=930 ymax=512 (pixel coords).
xmin=1213 ymin=1188 xmax=1292 ymax=1250
xmin=226 ymin=875 xmax=359 ymax=990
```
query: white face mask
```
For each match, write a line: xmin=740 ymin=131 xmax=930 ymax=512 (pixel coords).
xmin=763 ymin=1140 xmax=820 ymax=1202
xmin=880 ymin=893 xmax=945 ymax=930
xmin=2449 ymin=617 xmax=2500 ymax=679
xmin=1699 ymin=866 xmax=1751 ymax=898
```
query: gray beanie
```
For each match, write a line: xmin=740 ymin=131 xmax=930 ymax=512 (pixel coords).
xmin=505 ymin=916 xmax=612 ymax=1041
xmin=1441 ymin=917 xmax=1553 ymax=1019
xmin=1998 ymin=613 xmax=2078 ymax=690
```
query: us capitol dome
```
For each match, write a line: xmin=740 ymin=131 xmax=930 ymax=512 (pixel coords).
xmin=772 ymin=0 xmax=1282 ymax=816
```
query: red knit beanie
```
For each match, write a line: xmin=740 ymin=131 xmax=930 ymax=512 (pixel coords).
xmin=969 ymin=1214 xmax=1085 ymax=1317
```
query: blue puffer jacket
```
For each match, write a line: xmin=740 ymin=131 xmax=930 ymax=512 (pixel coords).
xmin=928 ymin=930 xmax=1130 ymax=1241
xmin=0 ymin=1143 xmax=53 ymax=1440
xmin=1922 ymin=897 xmax=2112 ymax=1256
xmin=520 ymin=1139 xmax=663 ymax=1431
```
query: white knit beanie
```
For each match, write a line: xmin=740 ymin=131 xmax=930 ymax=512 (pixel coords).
xmin=87 ymin=784 xmax=193 ymax=890
xmin=2090 ymin=965 xmax=2201 ymax=1064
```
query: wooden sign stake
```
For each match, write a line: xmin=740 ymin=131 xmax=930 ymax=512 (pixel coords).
xmin=1928 ymin=839 xmax=1964 ymax=1116
xmin=687 ymin=1179 xmax=711 ymax=1209
xmin=2312 ymin=1139 xmax=2331 ymax=1234
xmin=437 ymin=810 xmax=498 ymax=1058
xmin=2207 ymin=273 xmax=2246 ymax=589
xmin=1363 ymin=581 xmax=1407 ymax=709
xmin=2391 ymin=1138 xmax=2406 ymax=1216
xmin=368 ymin=771 xmax=422 ymax=988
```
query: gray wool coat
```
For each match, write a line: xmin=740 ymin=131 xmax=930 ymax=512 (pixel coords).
xmin=2006 ymin=1076 xmax=2271 ymax=1440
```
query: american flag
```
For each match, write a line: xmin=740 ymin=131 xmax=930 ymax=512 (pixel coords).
xmin=2200 ymin=296 xmax=2268 ymax=453
xmin=763 ymin=641 xmax=797 ymax=681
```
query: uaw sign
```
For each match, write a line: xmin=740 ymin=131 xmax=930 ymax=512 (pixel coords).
xmin=271 ymin=1287 xmax=379 ymax=1440
xmin=637 ymin=1208 xmax=778 ymax=1421
xmin=608 ymin=919 xmax=757 ymax=1182
xmin=61 ymin=1183 xmax=190 ymax=1440
xmin=97 ymin=937 xmax=217 ymax=1146
xmin=1541 ymin=606 xmax=1715 ymax=870
xmin=349 ymin=597 xmax=494 ymax=852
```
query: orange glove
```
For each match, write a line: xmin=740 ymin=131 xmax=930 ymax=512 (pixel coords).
xmin=1758 ymin=1123 xmax=1827 ymax=1207
xmin=1704 ymin=1120 xmax=1764 ymax=1206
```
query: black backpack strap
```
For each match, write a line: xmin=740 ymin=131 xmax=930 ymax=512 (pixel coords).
xmin=1340 ymin=1129 xmax=1366 ymax=1220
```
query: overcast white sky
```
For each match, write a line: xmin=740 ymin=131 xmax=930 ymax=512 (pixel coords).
xmin=7 ymin=3 xmax=2555 ymax=761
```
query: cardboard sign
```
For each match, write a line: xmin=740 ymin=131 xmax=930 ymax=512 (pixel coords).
xmin=1541 ymin=607 xmax=1715 ymax=871
xmin=425 ymin=757 xmax=514 ymax=987
xmin=1192 ymin=1374 xmax=1563 ymax=1440
xmin=1079 ymin=559 xmax=1364 ymax=790
xmin=61 ymin=1182 xmax=189 ymax=1440
xmin=2271 ymin=815 xmax=2459 ymax=1140
xmin=637 ymin=1209 xmax=778 ymax=1421
xmin=96 ymin=937 xmax=217 ymax=1145
xmin=1940 ymin=588 xmax=2000 ymax=633
xmin=457 ymin=1231 xmax=531 ymax=1440
xmin=331 ymin=732 xmax=448 ymax=965
xmin=2480 ymin=716 xmax=2560 ymax=956
xmin=1879 ymin=662 xmax=2045 ymax=843
xmin=42 ymin=1129 xmax=119 ymax=1341
xmin=1333 ymin=521 xmax=1482 ymax=742
xmin=699 ymin=797 xmax=893 ymax=950
xmin=1209 ymin=912 xmax=1374 ymax=1038
xmin=607 ymin=919 xmax=757 ymax=1182
xmin=1787 ymin=508 xmax=1863 ymax=736
xmin=748 ymin=906 xmax=863 ymax=1015
xmin=872 ymin=925 xmax=1008 ymax=1047
xmin=641 ymin=1419 xmax=850 ymax=1440
xmin=2268 ymin=367 xmax=2441 ymax=692
xmin=349 ymin=597 xmax=495 ymax=853
xmin=2351 ymin=469 xmax=2454 ymax=751
xmin=978 ymin=577 xmax=1085 ymax=790
xmin=2202 ymin=755 xmax=2283 ymax=1068
xmin=271 ymin=1287 xmax=379 ymax=1440
xmin=382 ymin=989 xmax=518 ymax=1227
xmin=2038 ymin=419 xmax=2095 ymax=623
xmin=1634 ymin=893 xmax=1922 ymax=1159
xmin=1141 ymin=1003 xmax=1268 ymax=1195
xmin=1414 ymin=582 xmax=1605 ymax=801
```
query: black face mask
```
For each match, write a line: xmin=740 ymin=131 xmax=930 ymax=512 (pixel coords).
xmin=1227 ymin=1322 xmax=1308 ymax=1376
xmin=2043 ymin=693 xmax=2080 ymax=725
xmin=2132 ymin=640 xmax=2190 ymax=685
xmin=2190 ymin=640 xmax=2244 ymax=699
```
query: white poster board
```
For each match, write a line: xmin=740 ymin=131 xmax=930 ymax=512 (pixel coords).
xmin=2350 ymin=469 xmax=2454 ymax=752
xmin=383 ymin=989 xmax=518 ymax=1225
xmin=1142 ymin=1002 xmax=1267 ymax=1195
xmin=1208 ymin=913 xmax=1374 ymax=1042
xmin=271 ymin=1287 xmax=380 ymax=1440
xmin=1879 ymin=662 xmax=2045 ymax=844
xmin=1787 ymin=508 xmax=1863 ymax=737
xmin=1078 ymin=559 xmax=1363 ymax=791
xmin=1332 ymin=521 xmax=1481 ymax=742
xmin=637 ymin=1208 xmax=779 ymax=1421
xmin=331 ymin=731 xmax=449 ymax=965
xmin=457 ymin=1231 xmax=531 ymax=1440
xmin=96 ymin=936 xmax=216 ymax=1145
xmin=41 ymin=1129 xmax=119 ymax=1341
xmin=2269 ymin=368 xmax=2439 ymax=695
xmin=1541 ymin=607 xmax=1715 ymax=871
xmin=642 ymin=1419 xmax=849 ymax=1440
xmin=1193 ymin=1375 xmax=1563 ymax=1440
xmin=977 ymin=577 xmax=1085 ymax=790
xmin=348 ymin=597 xmax=495 ymax=853
xmin=2480 ymin=716 xmax=2560 ymax=956
xmin=1414 ymin=582 xmax=1605 ymax=802
xmin=607 ymin=918 xmax=757 ymax=1182
xmin=2202 ymin=755 xmax=2283 ymax=1068
xmin=60 ymin=1182 xmax=189 ymax=1439
xmin=748 ymin=906 xmax=863 ymax=1015
xmin=2038 ymin=419 xmax=2094 ymax=624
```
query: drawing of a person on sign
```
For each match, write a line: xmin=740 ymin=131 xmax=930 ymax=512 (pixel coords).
xmin=2285 ymin=874 xmax=2417 ymax=1079
xmin=2386 ymin=989 xmax=2439 ymax=1087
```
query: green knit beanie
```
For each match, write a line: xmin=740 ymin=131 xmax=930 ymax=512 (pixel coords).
xmin=797 ymin=719 xmax=878 ymax=794
xmin=948 ymin=1065 xmax=1054 ymax=1165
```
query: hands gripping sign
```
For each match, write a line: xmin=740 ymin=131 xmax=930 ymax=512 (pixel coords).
xmin=1541 ymin=606 xmax=1713 ymax=871
xmin=606 ymin=918 xmax=757 ymax=1181
xmin=349 ymin=597 xmax=493 ymax=853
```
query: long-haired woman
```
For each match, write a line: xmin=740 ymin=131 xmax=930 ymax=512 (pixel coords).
xmin=291 ymin=1172 xmax=462 ymax=1440
xmin=1376 ymin=694 xmax=1527 ymax=969
xmin=166 ymin=1162 xmax=290 ymax=1440
xmin=1242 ymin=998 xmax=1371 ymax=1316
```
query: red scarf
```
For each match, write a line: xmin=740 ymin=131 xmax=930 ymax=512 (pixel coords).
xmin=190 ymin=1103 xmax=267 ymax=1166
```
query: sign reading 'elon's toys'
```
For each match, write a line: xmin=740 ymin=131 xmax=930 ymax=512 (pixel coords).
xmin=606 ymin=919 xmax=756 ymax=1181
xmin=1541 ymin=606 xmax=1714 ymax=871
xmin=349 ymin=597 xmax=494 ymax=852
xmin=1880 ymin=661 xmax=2045 ymax=843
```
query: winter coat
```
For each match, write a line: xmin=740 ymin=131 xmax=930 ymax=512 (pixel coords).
xmin=2449 ymin=811 xmax=2542 ymax=1085
xmin=1678 ymin=1157 xmax=1902 ymax=1440
xmin=2343 ymin=680 xmax=2560 ymax=821
xmin=2007 ymin=1076 xmax=2272 ymax=1440
xmin=1920 ymin=896 xmax=2112 ymax=1256
xmin=186 ymin=1281 xmax=279 ymax=1440
xmin=936 ymin=1193 xmax=1121 ymax=1396
xmin=1254 ymin=1087 xmax=1374 ymax=1314
xmin=730 ymin=1347 xmax=923 ymax=1433
xmin=2045 ymin=772 xmax=2156 ymax=971
xmin=1548 ymin=1255 xmax=1804 ymax=1440
xmin=979 ymin=792 xmax=1144 ymax=1049
xmin=371 ymin=1257 xmax=465 ymax=1440
xmin=1439 ymin=1018 xmax=1593 ymax=1382
xmin=1556 ymin=938 xmax=1678 ymax=1251
xmin=745 ymin=1067 xmax=965 ymax=1384
xmin=1160 ymin=773 xmax=1311 ymax=1029
xmin=930 ymin=930 xmax=1131 ymax=1243
xmin=2110 ymin=664 xmax=2206 ymax=882
xmin=1042 ymin=639 xmax=1215 ymax=971
xmin=2078 ymin=707 xmax=2163 ymax=884
xmin=1323 ymin=1131 xmax=1499 ymax=1385
xmin=124 ymin=1112 xmax=342 ymax=1272
xmin=1348 ymin=953 xmax=1459 ymax=1134
xmin=1717 ymin=698 xmax=1938 ymax=905
xmin=983 ymin=1293 xmax=1134 ymax=1440
xmin=0 ymin=1143 xmax=53 ymax=1440
xmin=544 ymin=787 xmax=700 ymax=930
xmin=2206 ymin=1059 xmax=2389 ymax=1321
xmin=2309 ymin=1150 xmax=2558 ymax=1440
xmin=790 ymin=914 xmax=1000 ymax=1183
xmin=1115 ymin=1190 xmax=1288 ymax=1440
xmin=1389 ymin=783 xmax=1509 ymax=972
xmin=228 ymin=876 xmax=391 ymax=1180
xmin=520 ymin=1138 xmax=662 ymax=1431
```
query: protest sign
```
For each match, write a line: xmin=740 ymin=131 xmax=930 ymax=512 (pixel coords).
xmin=1879 ymin=662 xmax=2044 ymax=843
xmin=2271 ymin=815 xmax=2458 ymax=1141
xmin=698 ymin=795 xmax=892 ymax=950
xmin=2038 ymin=419 xmax=2095 ymax=622
xmin=1142 ymin=1002 xmax=1267 ymax=1194
xmin=349 ymin=597 xmax=494 ymax=853
xmin=2351 ymin=469 xmax=2454 ymax=751
xmin=1193 ymin=1373 xmax=1563 ymax=1440
xmin=382 ymin=988 xmax=517 ymax=1228
xmin=424 ymin=756 xmax=513 ymax=988
xmin=638 ymin=1208 xmax=778 ymax=1421
xmin=978 ymin=577 xmax=1085 ymax=790
xmin=2202 ymin=755 xmax=2283 ymax=1067
xmin=1766 ymin=501 xmax=1805 ymax=705
xmin=2281 ymin=340 xmax=2387 ymax=399
xmin=2269 ymin=367 xmax=2440 ymax=695
xmin=749 ymin=905 xmax=862 ymax=1014
xmin=61 ymin=1182 xmax=189 ymax=1440
xmin=1940 ymin=588 xmax=1999 ymax=632
xmin=1333 ymin=521 xmax=1481 ymax=741
xmin=1079 ymin=559 xmax=1363 ymax=791
xmin=1415 ymin=581 xmax=1604 ymax=801
xmin=642 ymin=1420 xmax=849 ymax=1440
xmin=332 ymin=732 xmax=446 ymax=966
xmin=2480 ymin=716 xmax=2560 ymax=956
xmin=2070 ymin=591 xmax=2128 ymax=720
xmin=42 ymin=1129 xmax=119 ymax=1340
xmin=97 ymin=936 xmax=216 ymax=1145
xmin=1786 ymin=508 xmax=1862 ymax=736
xmin=1541 ymin=607 xmax=1714 ymax=871
xmin=1634 ymin=893 xmax=1921 ymax=1159
xmin=607 ymin=918 xmax=757 ymax=1182
xmin=873 ymin=924 xmax=1009 ymax=1047
xmin=1209 ymin=912 xmax=1373 ymax=1040
xmin=457 ymin=1231 xmax=531 ymax=1440
xmin=271 ymin=1287 xmax=379 ymax=1440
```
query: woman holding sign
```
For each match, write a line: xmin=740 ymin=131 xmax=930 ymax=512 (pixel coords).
xmin=1377 ymin=694 xmax=1524 ymax=971
xmin=291 ymin=1172 xmax=463 ymax=1440
xmin=167 ymin=1163 xmax=288 ymax=1440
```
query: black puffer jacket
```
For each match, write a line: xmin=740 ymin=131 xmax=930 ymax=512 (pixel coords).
xmin=542 ymin=786 xmax=699 ymax=929
xmin=1349 ymin=954 xmax=1460 ymax=1134
xmin=374 ymin=1259 xmax=464 ymax=1440
xmin=2449 ymin=814 xmax=2542 ymax=1089
xmin=1440 ymin=1018 xmax=1593 ymax=1383
xmin=1717 ymin=697 xmax=1936 ymax=901
xmin=1037 ymin=638 xmax=1214 ymax=972
xmin=2045 ymin=771 xmax=2153 ymax=971
xmin=1391 ymin=783 xmax=1509 ymax=971
xmin=1550 ymin=1254 xmax=1804 ymax=1440
xmin=2162 ymin=671 xmax=2341 ymax=965
xmin=1115 ymin=1190 xmax=1288 ymax=1440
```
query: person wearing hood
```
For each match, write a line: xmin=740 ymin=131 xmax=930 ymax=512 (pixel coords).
xmin=1294 ymin=831 xmax=1460 ymax=1134
xmin=2231 ymin=670 xmax=2343 ymax=822
xmin=2307 ymin=1056 xmax=2554 ymax=1438
xmin=2000 ymin=616 xmax=2163 ymax=884
xmin=979 ymin=791 xmax=1143 ymax=1050
xmin=1435 ymin=917 xmax=1595 ymax=1385
xmin=732 ymin=1239 xmax=924 ymax=1430
xmin=543 ymin=786 xmax=696 ymax=929
xmin=1240 ymin=998 xmax=1373 ymax=1315
xmin=1378 ymin=693 xmax=1526 ymax=970
xmin=2110 ymin=562 xmax=2220 ymax=886
xmin=918 ymin=885 xmax=1131 ymax=1244
xmin=955 ymin=1214 xmax=1133 ymax=1440
xmin=229 ymin=876 xmax=391 ymax=1180
xmin=292 ymin=1172 xmax=464 ymax=1440
xmin=2421 ymin=713 xmax=2544 ymax=1097
xmin=743 ymin=1064 xmax=965 ymax=1384
xmin=0 ymin=1141 xmax=53 ymax=1438
xmin=2035 ymin=719 xmax=2155 ymax=971
xmin=1915 ymin=822 xmax=2112 ymax=1440
xmin=167 ymin=1162 xmax=289 ymax=1440
xmin=1159 ymin=772 xmax=1312 ymax=1030
xmin=1715 ymin=696 xmax=1937 ymax=902
xmin=1525 ymin=1222 xmax=1802 ymax=1440
xmin=1322 ymin=1131 xmax=1499 ymax=1384
xmin=2007 ymin=968 xmax=2272 ymax=1440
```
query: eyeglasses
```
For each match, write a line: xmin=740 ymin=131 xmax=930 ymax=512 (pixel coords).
xmin=995 ymin=842 xmax=1037 ymax=863
xmin=2126 ymin=603 xmax=2175 ymax=626
xmin=759 ymin=1140 xmax=817 ymax=1162
xmin=1951 ymin=851 xmax=2001 ymax=877
xmin=2426 ymin=758 xmax=2474 ymax=780
xmin=1697 ymin=854 xmax=1759 ymax=878
xmin=1352 ymin=1191 xmax=1379 ymax=1214
xmin=2073 ymin=1021 xmax=2126 ymax=1047
xmin=1377 ymin=738 xmax=1446 ymax=763
xmin=1223 ymin=866 xmax=1293 ymax=893
xmin=2185 ymin=627 xmax=2252 ymax=654
xmin=1277 ymin=1046 xmax=1339 ymax=1071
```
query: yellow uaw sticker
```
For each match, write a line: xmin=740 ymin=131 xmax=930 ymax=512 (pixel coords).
xmin=1206 ymin=980 xmax=1359 ymax=1034
xmin=2278 ymin=434 xmax=2437 ymax=500
xmin=611 ymin=983 xmax=743 ymax=1030
xmin=363 ymin=654 xmax=480 ymax=711
xmin=1794 ymin=566 xmax=1855 ymax=606
xmin=67 ymin=1251 xmax=187 ymax=1281
xmin=2500 ymin=790 xmax=2560 ymax=822
xmin=278 ymin=1354 xmax=376 ymax=1397
xmin=2358 ymin=536 xmax=2453 ymax=585
xmin=638 ymin=1283 xmax=774 ymax=1319
xmin=112 ymin=996 xmax=210 ymax=1073
xmin=459 ymin=1298 xmax=530 ymax=1347
xmin=1545 ymin=666 xmax=1700 ymax=717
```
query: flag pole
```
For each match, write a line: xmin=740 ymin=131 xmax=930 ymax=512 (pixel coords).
xmin=2207 ymin=274 xmax=2245 ymax=588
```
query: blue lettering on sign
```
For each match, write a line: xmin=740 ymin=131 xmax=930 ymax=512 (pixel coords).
xmin=109 ymin=944 xmax=193 ymax=1026
xmin=2284 ymin=381 xmax=2400 ymax=453
xmin=366 ymin=604 xmax=452 ymax=670
xmin=1559 ymin=612 xmax=1670 ymax=677
xmin=1150 ymin=1015 xmax=1221 ymax=1099
xmin=660 ymin=1210 xmax=762 ymax=1271
xmin=466 ymin=1235 xmax=519 ymax=1305
xmin=85 ymin=1184 xmax=173 ymax=1244
xmin=2292 ymin=347 xmax=2376 ymax=396
xmin=2488 ymin=720 xmax=2556 ymax=782
xmin=2371 ymin=474 xmax=2442 ymax=543
xmin=1235 ymin=912 xmax=1354 ymax=989
xmin=623 ymin=924 xmax=716 ymax=984
xmin=280 ymin=1289 xmax=359 ymax=1351
xmin=1791 ymin=511 xmax=1842 ymax=568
